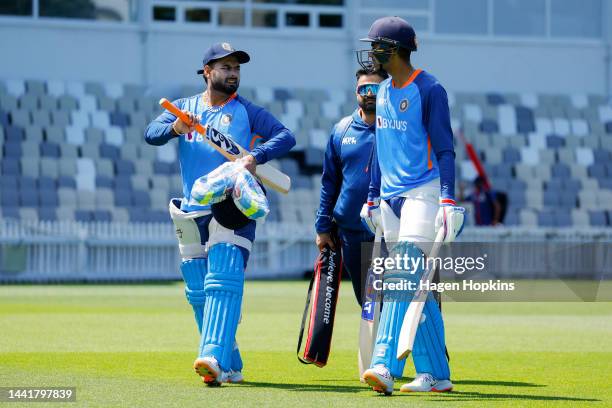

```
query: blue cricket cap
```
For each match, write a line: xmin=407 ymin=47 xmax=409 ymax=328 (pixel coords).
xmin=196 ymin=42 xmax=250 ymax=74
xmin=360 ymin=16 xmax=417 ymax=51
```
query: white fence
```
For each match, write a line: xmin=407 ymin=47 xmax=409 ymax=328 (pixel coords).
xmin=0 ymin=219 xmax=610 ymax=282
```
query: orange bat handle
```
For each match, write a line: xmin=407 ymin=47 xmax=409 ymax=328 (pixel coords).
xmin=160 ymin=98 xmax=207 ymax=135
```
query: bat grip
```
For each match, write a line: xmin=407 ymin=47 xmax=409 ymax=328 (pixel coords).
xmin=159 ymin=98 xmax=207 ymax=135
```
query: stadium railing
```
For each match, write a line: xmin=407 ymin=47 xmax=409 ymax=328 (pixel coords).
xmin=0 ymin=219 xmax=610 ymax=282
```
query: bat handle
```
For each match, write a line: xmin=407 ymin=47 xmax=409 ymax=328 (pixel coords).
xmin=159 ymin=98 xmax=207 ymax=135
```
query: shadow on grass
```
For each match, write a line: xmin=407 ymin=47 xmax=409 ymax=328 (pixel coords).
xmin=420 ymin=390 xmax=599 ymax=403
xmin=452 ymin=379 xmax=546 ymax=388
xmin=236 ymin=380 xmax=600 ymax=402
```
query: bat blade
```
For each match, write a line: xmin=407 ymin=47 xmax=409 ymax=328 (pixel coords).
xmin=159 ymin=98 xmax=291 ymax=193
xmin=396 ymin=227 xmax=446 ymax=360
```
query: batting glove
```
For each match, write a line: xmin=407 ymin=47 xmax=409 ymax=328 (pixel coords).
xmin=434 ymin=198 xmax=465 ymax=244
xmin=360 ymin=198 xmax=381 ymax=235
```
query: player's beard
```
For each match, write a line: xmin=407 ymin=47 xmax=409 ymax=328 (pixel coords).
xmin=359 ymin=97 xmax=376 ymax=113
xmin=211 ymin=76 xmax=239 ymax=95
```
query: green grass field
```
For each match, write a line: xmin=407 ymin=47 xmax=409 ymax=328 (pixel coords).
xmin=1 ymin=281 xmax=611 ymax=407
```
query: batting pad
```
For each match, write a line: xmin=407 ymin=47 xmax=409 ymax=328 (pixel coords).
xmin=411 ymin=293 xmax=450 ymax=380
xmin=231 ymin=341 xmax=243 ymax=372
xmin=199 ymin=243 xmax=244 ymax=371
xmin=370 ymin=241 xmax=424 ymax=377
xmin=181 ymin=259 xmax=207 ymax=333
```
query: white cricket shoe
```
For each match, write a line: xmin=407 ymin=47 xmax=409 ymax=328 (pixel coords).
xmin=400 ymin=373 xmax=453 ymax=393
xmin=220 ymin=370 xmax=244 ymax=384
xmin=194 ymin=356 xmax=221 ymax=385
xmin=362 ymin=365 xmax=394 ymax=395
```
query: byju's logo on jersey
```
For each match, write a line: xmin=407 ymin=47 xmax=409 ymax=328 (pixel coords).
xmin=377 ymin=116 xmax=408 ymax=131
xmin=342 ymin=136 xmax=357 ymax=145
xmin=399 ymin=99 xmax=409 ymax=112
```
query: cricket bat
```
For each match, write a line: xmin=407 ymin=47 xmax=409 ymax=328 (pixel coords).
xmin=358 ymin=226 xmax=383 ymax=380
xmin=159 ymin=98 xmax=291 ymax=194
xmin=396 ymin=227 xmax=446 ymax=360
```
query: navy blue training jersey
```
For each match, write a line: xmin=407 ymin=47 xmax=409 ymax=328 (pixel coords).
xmin=316 ymin=109 xmax=375 ymax=233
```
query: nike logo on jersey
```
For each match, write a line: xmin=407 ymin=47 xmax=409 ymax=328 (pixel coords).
xmin=377 ymin=116 xmax=408 ymax=131
xmin=342 ymin=136 xmax=357 ymax=145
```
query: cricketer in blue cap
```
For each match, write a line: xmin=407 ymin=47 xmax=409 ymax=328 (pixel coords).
xmin=144 ymin=42 xmax=295 ymax=386
xmin=357 ymin=17 xmax=465 ymax=395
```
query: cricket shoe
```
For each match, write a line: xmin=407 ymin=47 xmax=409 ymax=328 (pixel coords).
xmin=220 ymin=370 xmax=244 ymax=384
xmin=362 ymin=365 xmax=394 ymax=395
xmin=400 ymin=373 xmax=453 ymax=393
xmin=194 ymin=356 xmax=221 ymax=385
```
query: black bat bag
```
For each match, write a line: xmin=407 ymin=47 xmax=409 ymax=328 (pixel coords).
xmin=296 ymin=241 xmax=343 ymax=367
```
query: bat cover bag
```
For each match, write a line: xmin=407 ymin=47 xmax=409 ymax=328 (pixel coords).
xmin=296 ymin=235 xmax=343 ymax=367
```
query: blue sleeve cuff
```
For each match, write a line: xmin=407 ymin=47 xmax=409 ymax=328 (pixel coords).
xmin=250 ymin=149 xmax=266 ymax=164
xmin=315 ymin=212 xmax=334 ymax=233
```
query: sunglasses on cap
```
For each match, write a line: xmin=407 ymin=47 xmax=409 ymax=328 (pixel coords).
xmin=357 ymin=83 xmax=380 ymax=96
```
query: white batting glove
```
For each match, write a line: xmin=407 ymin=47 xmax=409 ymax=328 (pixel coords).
xmin=360 ymin=198 xmax=381 ymax=235
xmin=434 ymin=199 xmax=465 ymax=243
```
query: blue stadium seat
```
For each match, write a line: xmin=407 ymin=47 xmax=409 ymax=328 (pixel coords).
xmin=554 ymin=210 xmax=572 ymax=227
xmin=479 ymin=119 xmax=499 ymax=134
xmin=93 ymin=210 xmax=112 ymax=222
xmin=507 ymin=190 xmax=526 ymax=207
xmin=1 ymin=206 xmax=19 ymax=219
xmin=599 ymin=179 xmax=612 ymax=190
xmin=152 ymin=161 xmax=173 ymax=175
xmin=38 ymin=207 xmax=57 ymax=221
xmin=57 ymin=176 xmax=77 ymax=189
xmin=5 ymin=125 xmax=25 ymax=142
xmin=3 ymin=142 xmax=22 ymax=157
xmin=18 ymin=176 xmax=37 ymax=190
xmin=1 ymin=176 xmax=18 ymax=189
xmin=115 ymin=159 xmax=135 ymax=176
xmin=114 ymin=189 xmax=132 ymax=207
xmin=131 ymin=190 xmax=151 ymax=208
xmin=587 ymin=164 xmax=606 ymax=179
xmin=38 ymin=176 xmax=56 ymax=190
xmin=560 ymin=193 xmax=577 ymax=208
xmin=1 ymin=159 xmax=20 ymax=175
xmin=503 ymin=209 xmax=520 ymax=226
xmin=39 ymin=188 xmax=59 ymax=207
xmin=110 ymin=111 xmax=130 ymax=127
xmin=40 ymin=141 xmax=60 ymax=158
xmin=19 ymin=188 xmax=38 ymax=207
xmin=149 ymin=210 xmax=168 ymax=223
xmin=274 ymin=88 xmax=292 ymax=102
xmin=75 ymin=210 xmax=93 ymax=222
xmin=114 ymin=176 xmax=132 ymax=190
xmin=593 ymin=150 xmax=611 ymax=162
xmin=543 ymin=192 xmax=561 ymax=207
xmin=279 ymin=158 xmax=300 ymax=176
xmin=551 ymin=163 xmax=570 ymax=178
xmin=502 ymin=147 xmax=520 ymax=164
xmin=486 ymin=93 xmax=505 ymax=105
xmin=95 ymin=175 xmax=114 ymax=189
xmin=99 ymin=143 xmax=120 ymax=161
xmin=0 ymin=111 xmax=10 ymax=127
xmin=128 ymin=208 xmax=150 ymax=223
xmin=515 ymin=106 xmax=535 ymax=133
xmin=304 ymin=147 xmax=324 ymax=167
xmin=537 ymin=211 xmax=555 ymax=227
xmin=588 ymin=211 xmax=607 ymax=226
xmin=544 ymin=179 xmax=562 ymax=192
xmin=563 ymin=179 xmax=582 ymax=193
xmin=546 ymin=135 xmax=565 ymax=148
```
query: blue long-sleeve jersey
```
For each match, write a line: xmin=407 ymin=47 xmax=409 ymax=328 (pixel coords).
xmin=368 ymin=70 xmax=455 ymax=202
xmin=316 ymin=109 xmax=375 ymax=233
xmin=144 ymin=93 xmax=295 ymax=212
